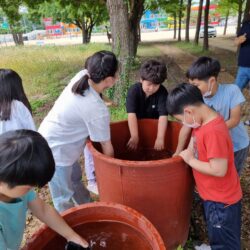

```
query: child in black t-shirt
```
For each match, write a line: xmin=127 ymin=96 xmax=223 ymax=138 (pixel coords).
xmin=126 ymin=60 xmax=168 ymax=150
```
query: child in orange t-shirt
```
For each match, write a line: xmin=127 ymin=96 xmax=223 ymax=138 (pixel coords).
xmin=167 ymin=83 xmax=242 ymax=249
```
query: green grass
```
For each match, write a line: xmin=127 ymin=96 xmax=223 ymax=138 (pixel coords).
xmin=110 ymin=106 xmax=127 ymax=121
xmin=137 ymin=43 xmax=163 ymax=57
xmin=174 ymin=41 xmax=211 ymax=56
xmin=0 ymin=43 xmax=111 ymax=120
xmin=1 ymin=42 xmax=163 ymax=123
xmin=30 ymin=99 xmax=48 ymax=113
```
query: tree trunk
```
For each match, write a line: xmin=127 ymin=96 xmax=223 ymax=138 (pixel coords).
xmin=203 ymin=0 xmax=210 ymax=50
xmin=174 ymin=12 xmax=177 ymax=39
xmin=87 ymin=28 xmax=92 ymax=43
xmin=194 ymin=0 xmax=203 ymax=45
xmin=128 ymin=0 xmax=144 ymax=58
xmin=81 ymin=20 xmax=88 ymax=44
xmin=138 ymin=22 xmax=141 ymax=42
xmin=11 ymin=31 xmax=24 ymax=45
xmin=223 ymin=9 xmax=229 ymax=35
xmin=129 ymin=23 xmax=139 ymax=58
xmin=12 ymin=32 xmax=18 ymax=44
xmin=243 ymin=0 xmax=250 ymax=22
xmin=185 ymin=0 xmax=192 ymax=42
xmin=75 ymin=20 xmax=90 ymax=44
xmin=18 ymin=32 xmax=24 ymax=45
xmin=237 ymin=0 xmax=244 ymax=34
xmin=106 ymin=0 xmax=131 ymax=104
xmin=178 ymin=0 xmax=183 ymax=41
xmin=86 ymin=20 xmax=95 ymax=43
xmin=107 ymin=0 xmax=130 ymax=57
xmin=88 ymin=25 xmax=95 ymax=43
xmin=82 ymin=29 xmax=88 ymax=44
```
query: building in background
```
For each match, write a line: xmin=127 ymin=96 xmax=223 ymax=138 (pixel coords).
xmin=140 ymin=10 xmax=168 ymax=31
xmin=43 ymin=18 xmax=81 ymax=37
xmin=191 ymin=4 xmax=220 ymax=26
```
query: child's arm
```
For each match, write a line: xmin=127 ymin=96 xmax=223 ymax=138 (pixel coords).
xmin=154 ymin=116 xmax=168 ymax=150
xmin=127 ymin=113 xmax=139 ymax=150
xmin=173 ymin=126 xmax=192 ymax=156
xmin=234 ymin=33 xmax=247 ymax=46
xmin=100 ymin=140 xmax=114 ymax=157
xmin=179 ymin=148 xmax=228 ymax=177
xmin=102 ymin=94 xmax=117 ymax=107
xmin=28 ymin=197 xmax=89 ymax=248
xmin=225 ymin=105 xmax=241 ymax=129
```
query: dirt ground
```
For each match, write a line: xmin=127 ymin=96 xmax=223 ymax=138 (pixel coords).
xmin=23 ymin=41 xmax=250 ymax=249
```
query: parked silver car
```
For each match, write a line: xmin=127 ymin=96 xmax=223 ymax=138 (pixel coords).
xmin=200 ymin=26 xmax=217 ymax=38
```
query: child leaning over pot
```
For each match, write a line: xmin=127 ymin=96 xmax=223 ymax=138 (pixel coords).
xmin=167 ymin=83 xmax=242 ymax=249
xmin=126 ymin=59 xmax=168 ymax=151
xmin=0 ymin=130 xmax=89 ymax=250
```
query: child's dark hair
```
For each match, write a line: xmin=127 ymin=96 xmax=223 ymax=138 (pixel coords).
xmin=140 ymin=60 xmax=167 ymax=85
xmin=186 ymin=57 xmax=221 ymax=81
xmin=166 ymin=83 xmax=204 ymax=115
xmin=0 ymin=130 xmax=55 ymax=188
xmin=72 ymin=50 xmax=118 ymax=95
xmin=0 ymin=69 xmax=32 ymax=121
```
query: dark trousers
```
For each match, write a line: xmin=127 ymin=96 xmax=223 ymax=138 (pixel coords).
xmin=203 ymin=200 xmax=241 ymax=250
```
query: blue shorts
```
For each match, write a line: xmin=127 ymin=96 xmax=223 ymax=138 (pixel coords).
xmin=203 ymin=200 xmax=241 ymax=250
xmin=235 ymin=66 xmax=250 ymax=90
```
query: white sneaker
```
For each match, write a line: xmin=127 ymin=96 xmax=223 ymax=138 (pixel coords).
xmin=194 ymin=243 xmax=211 ymax=250
xmin=87 ymin=182 xmax=99 ymax=195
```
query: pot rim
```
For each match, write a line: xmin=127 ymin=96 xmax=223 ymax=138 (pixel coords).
xmin=22 ymin=202 xmax=166 ymax=250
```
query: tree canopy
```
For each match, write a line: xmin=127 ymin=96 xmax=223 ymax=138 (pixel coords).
xmin=29 ymin=0 xmax=108 ymax=43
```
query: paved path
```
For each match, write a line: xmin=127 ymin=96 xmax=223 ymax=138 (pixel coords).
xmin=1 ymin=26 xmax=237 ymax=47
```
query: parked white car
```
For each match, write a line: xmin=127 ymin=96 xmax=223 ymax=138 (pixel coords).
xmin=199 ymin=26 xmax=217 ymax=38
xmin=22 ymin=30 xmax=46 ymax=41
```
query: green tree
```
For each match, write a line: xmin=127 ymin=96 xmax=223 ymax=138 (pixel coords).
xmin=59 ymin=0 xmax=108 ymax=44
xmin=106 ymin=0 xmax=145 ymax=103
xmin=107 ymin=0 xmax=144 ymax=59
xmin=216 ymin=0 xmax=238 ymax=35
xmin=203 ymin=0 xmax=210 ymax=50
xmin=29 ymin=0 xmax=108 ymax=44
xmin=236 ymin=0 xmax=245 ymax=34
xmin=0 ymin=0 xmax=24 ymax=45
xmin=243 ymin=0 xmax=250 ymax=22
xmin=185 ymin=0 xmax=192 ymax=42
xmin=0 ymin=0 xmax=45 ymax=45
xmin=0 ymin=7 xmax=8 ymax=34
xmin=178 ymin=0 xmax=184 ymax=41
xmin=194 ymin=0 xmax=203 ymax=45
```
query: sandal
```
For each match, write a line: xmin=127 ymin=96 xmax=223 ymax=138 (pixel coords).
xmin=244 ymin=120 xmax=250 ymax=126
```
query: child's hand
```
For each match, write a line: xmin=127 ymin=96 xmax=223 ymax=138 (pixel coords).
xmin=238 ymin=33 xmax=247 ymax=44
xmin=66 ymin=233 xmax=89 ymax=249
xmin=105 ymin=101 xmax=118 ymax=107
xmin=127 ymin=136 xmax=139 ymax=150
xmin=154 ymin=137 xmax=164 ymax=151
xmin=179 ymin=148 xmax=194 ymax=164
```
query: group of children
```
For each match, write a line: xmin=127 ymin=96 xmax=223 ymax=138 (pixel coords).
xmin=0 ymin=71 xmax=89 ymax=249
xmin=0 ymin=50 xmax=249 ymax=249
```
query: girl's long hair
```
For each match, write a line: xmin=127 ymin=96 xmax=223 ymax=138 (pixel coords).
xmin=0 ymin=69 xmax=32 ymax=121
xmin=72 ymin=50 xmax=118 ymax=95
